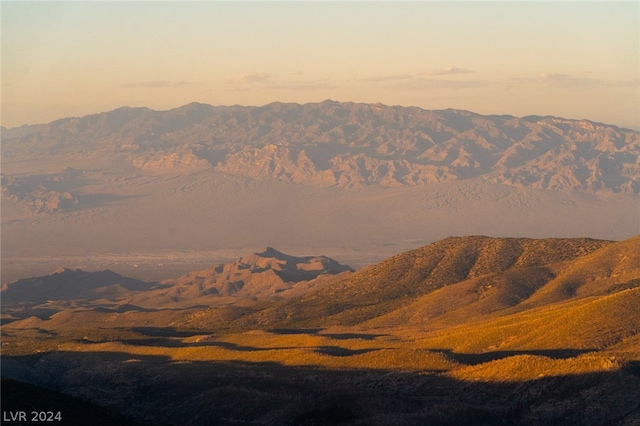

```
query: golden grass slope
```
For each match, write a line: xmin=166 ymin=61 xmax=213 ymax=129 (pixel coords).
xmin=12 ymin=282 xmax=638 ymax=380
xmin=221 ymin=236 xmax=617 ymax=329
xmin=364 ymin=236 xmax=640 ymax=329
xmin=412 ymin=287 xmax=640 ymax=354
xmin=522 ymin=234 xmax=640 ymax=306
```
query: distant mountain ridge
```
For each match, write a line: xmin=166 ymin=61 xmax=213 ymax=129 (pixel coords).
xmin=0 ymin=248 xmax=354 ymax=311
xmin=3 ymin=100 xmax=639 ymax=194
xmin=0 ymin=267 xmax=157 ymax=309
xmin=154 ymin=246 xmax=354 ymax=300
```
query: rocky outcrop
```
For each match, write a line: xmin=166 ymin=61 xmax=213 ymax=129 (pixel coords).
xmin=161 ymin=247 xmax=354 ymax=300
xmin=1 ymin=173 xmax=79 ymax=214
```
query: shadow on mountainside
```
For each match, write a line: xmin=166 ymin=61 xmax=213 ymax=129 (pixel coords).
xmin=267 ymin=327 xmax=326 ymax=335
xmin=72 ymin=326 xmax=386 ymax=354
xmin=267 ymin=328 xmax=388 ymax=341
xmin=2 ymin=350 xmax=640 ymax=425
xmin=86 ymin=336 xmax=282 ymax=352
xmin=432 ymin=348 xmax=597 ymax=366
xmin=129 ymin=326 xmax=211 ymax=338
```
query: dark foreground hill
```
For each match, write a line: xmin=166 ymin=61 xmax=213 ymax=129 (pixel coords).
xmin=1 ymin=379 xmax=147 ymax=426
xmin=2 ymin=235 xmax=640 ymax=425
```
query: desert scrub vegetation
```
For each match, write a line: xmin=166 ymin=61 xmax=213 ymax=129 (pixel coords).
xmin=449 ymin=353 xmax=621 ymax=382
xmin=55 ymin=335 xmax=458 ymax=371
xmin=412 ymin=287 xmax=640 ymax=353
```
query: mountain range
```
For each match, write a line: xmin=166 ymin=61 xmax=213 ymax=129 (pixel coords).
xmin=3 ymin=235 xmax=639 ymax=337
xmin=5 ymin=235 xmax=638 ymax=330
xmin=3 ymin=100 xmax=639 ymax=194
xmin=2 ymin=101 xmax=638 ymax=283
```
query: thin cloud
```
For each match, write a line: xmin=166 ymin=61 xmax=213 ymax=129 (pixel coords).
xmin=360 ymin=74 xmax=414 ymax=82
xmin=232 ymin=73 xmax=273 ymax=84
xmin=120 ymin=80 xmax=193 ymax=89
xmin=230 ymin=74 xmax=336 ymax=91
xmin=392 ymin=78 xmax=489 ymax=90
xmin=611 ymin=79 xmax=640 ymax=88
xmin=536 ymin=73 xmax=639 ymax=89
xmin=422 ymin=66 xmax=475 ymax=76
xmin=269 ymin=81 xmax=338 ymax=91
xmin=539 ymin=73 xmax=571 ymax=81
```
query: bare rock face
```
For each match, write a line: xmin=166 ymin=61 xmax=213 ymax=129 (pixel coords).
xmin=162 ymin=247 xmax=354 ymax=299
xmin=1 ymin=172 xmax=80 ymax=214
xmin=132 ymin=150 xmax=210 ymax=174
xmin=3 ymin=101 xmax=639 ymax=193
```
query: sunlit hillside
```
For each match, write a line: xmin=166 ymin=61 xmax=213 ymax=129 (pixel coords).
xmin=2 ymin=235 xmax=639 ymax=424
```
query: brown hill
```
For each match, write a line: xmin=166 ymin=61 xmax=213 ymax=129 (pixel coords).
xmin=142 ymin=247 xmax=353 ymax=303
xmin=521 ymin=234 xmax=640 ymax=306
xmin=0 ymin=249 xmax=353 ymax=323
xmin=365 ymin=235 xmax=640 ymax=329
xmin=1 ymin=268 xmax=158 ymax=309
xmin=192 ymin=235 xmax=638 ymax=330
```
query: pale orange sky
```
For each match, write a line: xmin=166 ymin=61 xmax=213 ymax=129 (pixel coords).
xmin=2 ymin=1 xmax=639 ymax=129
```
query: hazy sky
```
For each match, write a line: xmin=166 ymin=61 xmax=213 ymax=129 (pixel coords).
xmin=2 ymin=1 xmax=639 ymax=129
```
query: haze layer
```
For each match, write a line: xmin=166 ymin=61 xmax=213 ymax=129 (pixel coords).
xmin=2 ymin=101 xmax=638 ymax=281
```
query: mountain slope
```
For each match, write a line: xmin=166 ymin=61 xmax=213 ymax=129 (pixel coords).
xmin=364 ymin=235 xmax=640 ymax=329
xmin=522 ymin=234 xmax=640 ymax=306
xmin=416 ymin=286 xmax=640 ymax=354
xmin=186 ymin=236 xmax=620 ymax=329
